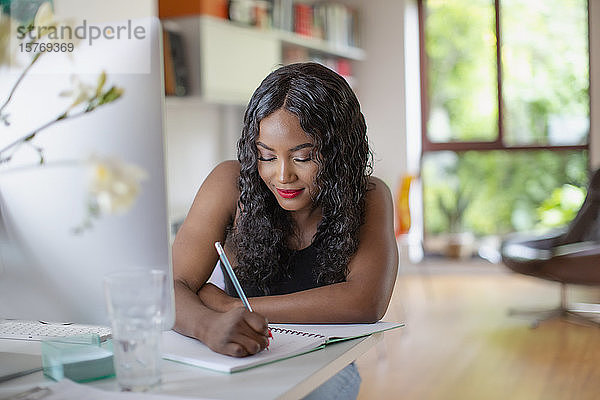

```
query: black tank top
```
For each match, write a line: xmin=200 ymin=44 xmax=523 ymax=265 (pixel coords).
xmin=223 ymin=244 xmax=321 ymax=297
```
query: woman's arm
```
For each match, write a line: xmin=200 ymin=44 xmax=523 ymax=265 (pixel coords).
xmin=204 ymin=177 xmax=398 ymax=323
xmin=172 ymin=161 xmax=270 ymax=356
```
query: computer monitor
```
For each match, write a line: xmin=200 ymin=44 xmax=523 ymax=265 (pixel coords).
xmin=0 ymin=17 xmax=174 ymax=327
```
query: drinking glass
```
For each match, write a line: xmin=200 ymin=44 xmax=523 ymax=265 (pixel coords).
xmin=104 ymin=269 xmax=167 ymax=391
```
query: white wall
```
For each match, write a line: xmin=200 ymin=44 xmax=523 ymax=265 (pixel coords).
xmin=346 ymin=0 xmax=408 ymax=193
xmin=164 ymin=99 xmax=221 ymax=219
xmin=345 ymin=0 xmax=420 ymax=262
xmin=165 ymin=100 xmax=243 ymax=219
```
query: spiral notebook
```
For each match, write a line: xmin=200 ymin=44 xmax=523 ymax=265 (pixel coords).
xmin=162 ymin=321 xmax=403 ymax=373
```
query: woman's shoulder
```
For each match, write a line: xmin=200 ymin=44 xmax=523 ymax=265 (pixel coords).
xmin=193 ymin=160 xmax=241 ymax=214
xmin=203 ymin=160 xmax=240 ymax=191
xmin=367 ymin=176 xmax=393 ymax=199
xmin=364 ymin=176 xmax=394 ymax=214
xmin=210 ymin=160 xmax=241 ymax=179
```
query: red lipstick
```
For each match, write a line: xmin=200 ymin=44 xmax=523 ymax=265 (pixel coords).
xmin=277 ymin=188 xmax=304 ymax=199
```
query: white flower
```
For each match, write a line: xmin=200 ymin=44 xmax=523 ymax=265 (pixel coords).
xmin=29 ymin=2 xmax=78 ymax=46
xmin=0 ymin=1 xmax=72 ymax=68
xmin=88 ymin=156 xmax=148 ymax=215
xmin=59 ymin=74 xmax=97 ymax=109
xmin=33 ymin=2 xmax=56 ymax=37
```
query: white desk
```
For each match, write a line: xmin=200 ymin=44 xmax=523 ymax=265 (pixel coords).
xmin=0 ymin=333 xmax=381 ymax=400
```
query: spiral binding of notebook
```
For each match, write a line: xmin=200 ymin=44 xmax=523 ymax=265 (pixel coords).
xmin=269 ymin=327 xmax=326 ymax=339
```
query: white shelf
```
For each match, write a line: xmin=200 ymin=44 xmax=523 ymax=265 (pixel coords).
xmin=276 ymin=29 xmax=366 ymax=61
xmin=206 ymin=16 xmax=366 ymax=61
xmin=164 ymin=16 xmax=365 ymax=105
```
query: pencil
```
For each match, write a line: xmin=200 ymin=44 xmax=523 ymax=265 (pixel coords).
xmin=214 ymin=242 xmax=253 ymax=312
xmin=214 ymin=242 xmax=273 ymax=345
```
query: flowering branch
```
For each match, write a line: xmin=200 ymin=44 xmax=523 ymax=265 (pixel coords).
xmin=0 ymin=52 xmax=41 ymax=122
xmin=0 ymin=2 xmax=55 ymax=120
xmin=0 ymin=108 xmax=80 ymax=165
xmin=1 ymin=2 xmax=123 ymax=165
xmin=0 ymin=2 xmax=144 ymax=235
xmin=0 ymin=74 xmax=123 ymax=164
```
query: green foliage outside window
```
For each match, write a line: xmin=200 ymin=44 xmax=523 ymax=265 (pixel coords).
xmin=423 ymin=151 xmax=588 ymax=236
xmin=425 ymin=0 xmax=498 ymax=142
xmin=536 ymin=184 xmax=586 ymax=229
xmin=501 ymin=0 xmax=589 ymax=145
xmin=422 ymin=0 xmax=590 ymax=238
xmin=425 ymin=0 xmax=589 ymax=146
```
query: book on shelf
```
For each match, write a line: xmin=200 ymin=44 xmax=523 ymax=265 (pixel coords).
xmin=273 ymin=0 xmax=295 ymax=32
xmin=322 ymin=2 xmax=359 ymax=48
xmin=162 ymin=28 xmax=189 ymax=97
xmin=162 ymin=321 xmax=403 ymax=373
xmin=294 ymin=2 xmax=313 ymax=36
xmin=273 ymin=1 xmax=359 ymax=49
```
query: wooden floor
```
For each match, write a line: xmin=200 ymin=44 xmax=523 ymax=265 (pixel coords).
xmin=355 ymin=261 xmax=600 ymax=400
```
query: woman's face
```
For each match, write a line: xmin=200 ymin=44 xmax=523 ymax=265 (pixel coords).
xmin=256 ymin=108 xmax=319 ymax=213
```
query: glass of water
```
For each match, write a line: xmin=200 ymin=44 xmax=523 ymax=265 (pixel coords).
xmin=104 ymin=269 xmax=167 ymax=391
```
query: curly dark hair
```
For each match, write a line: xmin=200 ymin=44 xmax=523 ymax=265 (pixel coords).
xmin=233 ymin=62 xmax=373 ymax=295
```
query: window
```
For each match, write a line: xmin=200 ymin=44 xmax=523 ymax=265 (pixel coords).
xmin=419 ymin=0 xmax=590 ymax=240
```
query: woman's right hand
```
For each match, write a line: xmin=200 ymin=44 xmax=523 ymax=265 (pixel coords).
xmin=202 ymin=306 xmax=270 ymax=357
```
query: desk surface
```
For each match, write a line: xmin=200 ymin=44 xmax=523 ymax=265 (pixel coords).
xmin=0 ymin=333 xmax=381 ymax=400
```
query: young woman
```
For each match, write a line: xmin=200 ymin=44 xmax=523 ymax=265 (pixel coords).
xmin=172 ymin=63 xmax=398 ymax=397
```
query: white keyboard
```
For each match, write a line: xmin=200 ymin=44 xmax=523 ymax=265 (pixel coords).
xmin=0 ymin=320 xmax=111 ymax=342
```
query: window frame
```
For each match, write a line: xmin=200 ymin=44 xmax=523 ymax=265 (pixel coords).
xmin=417 ymin=0 xmax=591 ymax=154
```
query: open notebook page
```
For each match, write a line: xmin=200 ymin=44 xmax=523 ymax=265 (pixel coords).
xmin=162 ymin=329 xmax=326 ymax=373
xmin=161 ymin=321 xmax=403 ymax=373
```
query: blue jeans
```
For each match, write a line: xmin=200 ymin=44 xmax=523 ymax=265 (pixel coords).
xmin=303 ymin=363 xmax=361 ymax=400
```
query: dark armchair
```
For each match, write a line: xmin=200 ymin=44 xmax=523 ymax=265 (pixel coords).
xmin=501 ymin=168 xmax=600 ymax=328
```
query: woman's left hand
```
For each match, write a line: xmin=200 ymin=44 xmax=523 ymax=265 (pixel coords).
xmin=197 ymin=283 xmax=237 ymax=312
